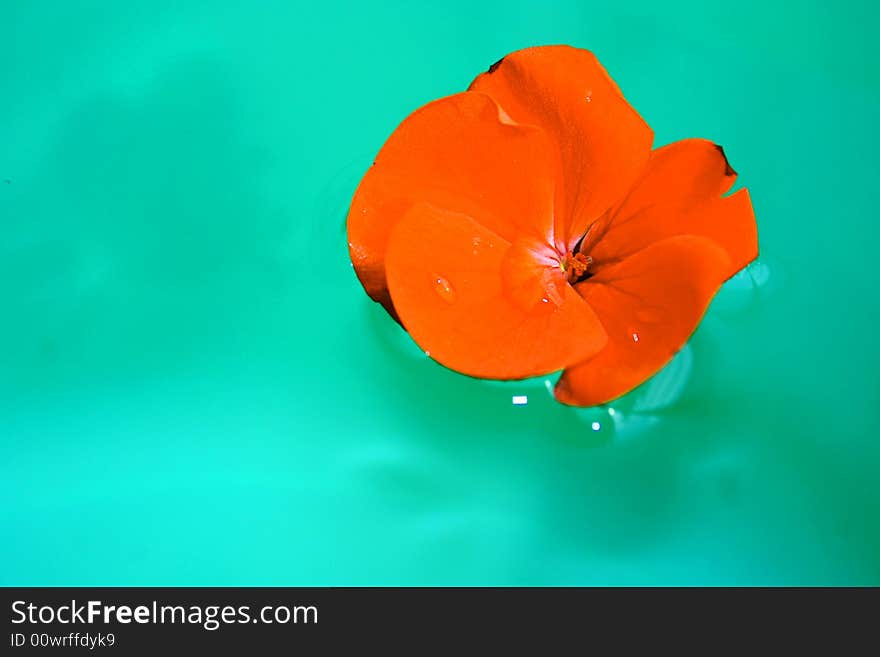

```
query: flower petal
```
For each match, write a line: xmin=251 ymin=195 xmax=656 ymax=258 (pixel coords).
xmin=385 ymin=202 xmax=607 ymax=380
xmin=554 ymin=236 xmax=731 ymax=407
xmin=347 ymin=91 xmax=559 ymax=315
xmin=470 ymin=45 xmax=654 ymax=253
xmin=588 ymin=139 xmax=758 ymax=275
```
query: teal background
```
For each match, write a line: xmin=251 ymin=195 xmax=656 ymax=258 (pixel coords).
xmin=2 ymin=1 xmax=878 ymax=585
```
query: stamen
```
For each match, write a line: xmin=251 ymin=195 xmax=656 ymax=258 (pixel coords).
xmin=560 ymin=251 xmax=592 ymax=284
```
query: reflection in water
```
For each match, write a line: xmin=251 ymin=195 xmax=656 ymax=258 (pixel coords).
xmin=307 ymin=154 xmax=372 ymax=272
xmin=355 ymin=290 xmax=724 ymax=558
xmin=713 ymin=258 xmax=776 ymax=316
xmin=630 ymin=345 xmax=693 ymax=414
xmin=350 ymin=241 xmax=853 ymax=569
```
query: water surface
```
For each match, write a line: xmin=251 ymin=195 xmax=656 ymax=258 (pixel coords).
xmin=1 ymin=0 xmax=878 ymax=585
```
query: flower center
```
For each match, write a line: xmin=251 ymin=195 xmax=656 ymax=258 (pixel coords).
xmin=560 ymin=250 xmax=592 ymax=284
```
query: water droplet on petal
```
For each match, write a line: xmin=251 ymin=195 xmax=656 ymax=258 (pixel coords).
xmin=541 ymin=275 xmax=565 ymax=306
xmin=585 ymin=88 xmax=593 ymax=103
xmin=433 ymin=276 xmax=456 ymax=303
xmin=631 ymin=331 xmax=640 ymax=343
xmin=541 ymin=297 xmax=549 ymax=304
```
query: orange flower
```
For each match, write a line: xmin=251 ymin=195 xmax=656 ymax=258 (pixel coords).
xmin=347 ymin=45 xmax=757 ymax=407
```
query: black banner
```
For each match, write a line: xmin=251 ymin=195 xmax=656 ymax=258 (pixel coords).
xmin=2 ymin=587 xmax=875 ymax=652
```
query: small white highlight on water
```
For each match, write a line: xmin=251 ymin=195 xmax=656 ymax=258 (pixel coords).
xmin=512 ymin=395 xmax=528 ymax=406
xmin=632 ymin=332 xmax=640 ymax=343
xmin=591 ymin=421 xmax=601 ymax=431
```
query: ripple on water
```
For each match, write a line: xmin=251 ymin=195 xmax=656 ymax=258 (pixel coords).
xmin=556 ymin=345 xmax=696 ymax=444
xmin=309 ymin=155 xmax=373 ymax=272
xmin=688 ymin=447 xmax=751 ymax=507
xmin=365 ymin=298 xmax=431 ymax=364
xmin=339 ymin=443 xmax=468 ymax=514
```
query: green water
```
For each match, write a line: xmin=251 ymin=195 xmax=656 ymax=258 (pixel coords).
xmin=2 ymin=1 xmax=878 ymax=585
